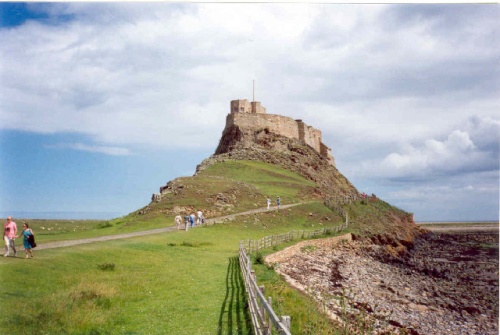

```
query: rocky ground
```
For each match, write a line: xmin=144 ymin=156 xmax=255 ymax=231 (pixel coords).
xmin=265 ymin=230 xmax=499 ymax=335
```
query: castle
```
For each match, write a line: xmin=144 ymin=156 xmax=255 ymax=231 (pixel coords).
xmin=218 ymin=99 xmax=335 ymax=166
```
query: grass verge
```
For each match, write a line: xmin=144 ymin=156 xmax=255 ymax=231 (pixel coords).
xmin=0 ymin=202 xmax=344 ymax=335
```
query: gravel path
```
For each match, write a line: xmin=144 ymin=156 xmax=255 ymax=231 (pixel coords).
xmin=36 ymin=202 xmax=304 ymax=251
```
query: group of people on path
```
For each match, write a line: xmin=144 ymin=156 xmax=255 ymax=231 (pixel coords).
xmin=3 ymin=216 xmax=35 ymax=259
xmin=174 ymin=210 xmax=205 ymax=231
xmin=267 ymin=196 xmax=281 ymax=210
xmin=174 ymin=196 xmax=283 ymax=232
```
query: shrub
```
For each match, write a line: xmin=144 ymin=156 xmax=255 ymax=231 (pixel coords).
xmin=254 ymin=251 xmax=264 ymax=264
xmin=300 ymin=245 xmax=317 ymax=253
xmin=96 ymin=222 xmax=113 ymax=229
xmin=97 ymin=263 xmax=115 ymax=271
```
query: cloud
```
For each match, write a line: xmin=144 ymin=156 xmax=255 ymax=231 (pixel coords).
xmin=348 ymin=115 xmax=499 ymax=181
xmin=0 ymin=3 xmax=498 ymax=220
xmin=382 ymin=175 xmax=499 ymax=221
xmin=0 ymin=3 xmax=328 ymax=152
xmin=382 ymin=130 xmax=475 ymax=175
xmin=46 ymin=142 xmax=131 ymax=156
xmin=1 ymin=4 xmax=498 ymax=151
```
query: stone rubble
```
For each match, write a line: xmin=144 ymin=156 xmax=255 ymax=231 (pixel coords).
xmin=266 ymin=232 xmax=499 ymax=335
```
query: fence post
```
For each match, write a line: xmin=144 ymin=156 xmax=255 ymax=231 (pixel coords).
xmin=259 ymin=286 xmax=266 ymax=333
xmin=267 ymin=296 xmax=273 ymax=335
xmin=281 ymin=315 xmax=291 ymax=331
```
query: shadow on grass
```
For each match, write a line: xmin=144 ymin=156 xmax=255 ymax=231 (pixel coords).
xmin=218 ymin=257 xmax=253 ymax=335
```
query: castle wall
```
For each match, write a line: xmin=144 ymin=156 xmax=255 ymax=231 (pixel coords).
xmin=230 ymin=112 xmax=300 ymax=139
xmin=320 ymin=142 xmax=335 ymax=166
xmin=296 ymin=120 xmax=322 ymax=153
xmin=226 ymin=111 xmax=335 ymax=166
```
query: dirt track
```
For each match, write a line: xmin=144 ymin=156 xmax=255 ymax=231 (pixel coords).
xmin=36 ymin=203 xmax=303 ymax=251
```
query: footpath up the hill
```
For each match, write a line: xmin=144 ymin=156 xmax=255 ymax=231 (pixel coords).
xmin=36 ymin=203 xmax=303 ymax=251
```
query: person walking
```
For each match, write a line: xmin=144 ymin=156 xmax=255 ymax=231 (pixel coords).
xmin=18 ymin=223 xmax=34 ymax=258
xmin=266 ymin=197 xmax=271 ymax=210
xmin=189 ymin=213 xmax=196 ymax=228
xmin=276 ymin=196 xmax=281 ymax=210
xmin=184 ymin=215 xmax=190 ymax=231
xmin=197 ymin=210 xmax=203 ymax=225
xmin=175 ymin=214 xmax=182 ymax=230
xmin=3 ymin=216 xmax=17 ymax=257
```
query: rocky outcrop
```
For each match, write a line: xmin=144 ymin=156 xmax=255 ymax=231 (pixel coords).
xmin=201 ymin=131 xmax=357 ymax=200
xmin=266 ymin=231 xmax=499 ymax=335
xmin=215 ymin=110 xmax=335 ymax=165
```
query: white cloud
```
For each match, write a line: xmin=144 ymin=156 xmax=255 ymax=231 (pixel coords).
xmin=1 ymin=4 xmax=497 ymax=154
xmin=0 ymin=3 xmax=498 ymax=219
xmin=382 ymin=130 xmax=475 ymax=173
xmin=347 ymin=114 xmax=499 ymax=180
xmin=46 ymin=143 xmax=131 ymax=156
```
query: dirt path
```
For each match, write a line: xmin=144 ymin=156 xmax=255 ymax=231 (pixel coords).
xmin=36 ymin=203 xmax=304 ymax=251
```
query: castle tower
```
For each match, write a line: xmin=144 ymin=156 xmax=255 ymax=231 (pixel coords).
xmin=230 ymin=99 xmax=251 ymax=113
xmin=230 ymin=99 xmax=266 ymax=114
xmin=251 ymin=101 xmax=266 ymax=114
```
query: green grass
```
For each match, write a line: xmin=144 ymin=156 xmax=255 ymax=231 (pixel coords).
xmin=137 ymin=160 xmax=320 ymax=221
xmin=202 ymin=160 xmax=317 ymax=201
xmin=13 ymin=216 xmax=174 ymax=244
xmin=252 ymin=260 xmax=339 ymax=335
xmin=0 ymin=202 xmax=346 ymax=335
xmin=343 ymin=198 xmax=412 ymax=236
xmin=0 ymin=159 xmax=413 ymax=334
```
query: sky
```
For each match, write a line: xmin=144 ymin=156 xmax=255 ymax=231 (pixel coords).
xmin=0 ymin=3 xmax=498 ymax=221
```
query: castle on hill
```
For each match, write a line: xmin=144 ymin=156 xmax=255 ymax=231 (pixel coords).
xmin=216 ymin=99 xmax=335 ymax=166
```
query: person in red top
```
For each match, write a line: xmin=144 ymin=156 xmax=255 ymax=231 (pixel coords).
xmin=3 ymin=216 xmax=17 ymax=257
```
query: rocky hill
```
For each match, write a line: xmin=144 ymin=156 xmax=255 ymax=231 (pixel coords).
xmin=199 ymin=135 xmax=357 ymax=200
xmin=204 ymin=99 xmax=356 ymax=199
xmin=144 ymin=99 xmax=422 ymax=242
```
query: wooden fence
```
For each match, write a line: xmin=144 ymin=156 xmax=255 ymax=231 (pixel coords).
xmin=241 ymin=222 xmax=348 ymax=254
xmin=326 ymin=193 xmax=378 ymax=205
xmin=239 ymin=244 xmax=292 ymax=335
xmin=238 ymin=198 xmax=350 ymax=334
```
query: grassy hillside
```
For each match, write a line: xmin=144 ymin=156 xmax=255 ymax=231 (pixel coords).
xmin=0 ymin=159 xmax=417 ymax=334
xmin=127 ymin=160 xmax=320 ymax=221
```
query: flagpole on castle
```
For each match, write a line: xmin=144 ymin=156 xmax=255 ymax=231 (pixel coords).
xmin=253 ymin=80 xmax=255 ymax=102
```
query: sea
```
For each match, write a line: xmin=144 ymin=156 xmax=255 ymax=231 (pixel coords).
xmin=0 ymin=211 xmax=125 ymax=220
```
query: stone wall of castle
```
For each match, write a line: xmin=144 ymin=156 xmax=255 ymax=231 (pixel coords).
xmin=224 ymin=101 xmax=335 ymax=166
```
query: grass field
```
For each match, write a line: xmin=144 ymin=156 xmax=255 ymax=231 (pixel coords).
xmin=0 ymin=203 xmax=346 ymax=335
xmin=0 ymin=160 xmax=413 ymax=334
